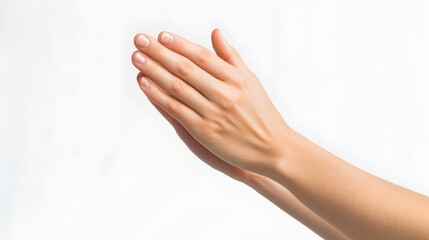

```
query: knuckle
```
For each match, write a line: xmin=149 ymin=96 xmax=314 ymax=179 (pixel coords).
xmin=209 ymin=105 xmax=224 ymax=119
xmin=143 ymin=60 xmax=156 ymax=74
xmin=218 ymin=92 xmax=237 ymax=111
xmin=195 ymin=47 xmax=212 ymax=65
xmin=218 ymin=89 xmax=244 ymax=112
xmin=150 ymin=40 xmax=162 ymax=52
xmin=172 ymin=79 xmax=185 ymax=95
xmin=199 ymin=120 xmax=222 ymax=144
xmin=231 ymin=77 xmax=245 ymax=90
xmin=167 ymin=98 xmax=181 ymax=114
xmin=221 ymin=69 xmax=246 ymax=90
xmin=177 ymin=60 xmax=193 ymax=76
xmin=220 ymin=96 xmax=235 ymax=111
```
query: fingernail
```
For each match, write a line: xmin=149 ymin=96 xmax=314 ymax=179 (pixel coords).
xmin=137 ymin=34 xmax=150 ymax=48
xmin=140 ymin=76 xmax=150 ymax=88
xmin=160 ymin=32 xmax=174 ymax=45
xmin=135 ymin=52 xmax=146 ymax=64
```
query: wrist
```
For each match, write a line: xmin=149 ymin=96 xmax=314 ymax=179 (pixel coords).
xmin=238 ymin=170 xmax=260 ymax=186
xmin=243 ymin=128 xmax=319 ymax=190
xmin=240 ymin=171 xmax=277 ymax=195
xmin=267 ymin=129 xmax=313 ymax=188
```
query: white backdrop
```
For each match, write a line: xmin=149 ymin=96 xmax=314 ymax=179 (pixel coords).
xmin=1 ymin=0 xmax=429 ymax=239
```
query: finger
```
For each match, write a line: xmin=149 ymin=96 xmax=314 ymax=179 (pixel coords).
xmin=142 ymin=85 xmax=181 ymax=128
xmin=133 ymin=33 xmax=226 ymax=102
xmin=211 ymin=28 xmax=251 ymax=72
xmin=136 ymin=74 xmax=204 ymax=130
xmin=132 ymin=51 xmax=216 ymax=118
xmin=156 ymin=31 xmax=240 ymax=83
xmin=136 ymin=72 xmax=177 ymax=126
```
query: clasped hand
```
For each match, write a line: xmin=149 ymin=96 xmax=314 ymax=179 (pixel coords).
xmin=131 ymin=29 xmax=291 ymax=175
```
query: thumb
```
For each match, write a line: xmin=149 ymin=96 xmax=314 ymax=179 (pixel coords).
xmin=211 ymin=28 xmax=250 ymax=72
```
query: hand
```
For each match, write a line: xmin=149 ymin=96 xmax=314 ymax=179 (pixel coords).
xmin=131 ymin=28 xmax=292 ymax=175
xmin=133 ymin=29 xmax=274 ymax=186
xmin=144 ymin=88 xmax=254 ymax=183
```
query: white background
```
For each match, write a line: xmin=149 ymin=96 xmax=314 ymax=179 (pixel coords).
xmin=1 ymin=0 xmax=429 ymax=239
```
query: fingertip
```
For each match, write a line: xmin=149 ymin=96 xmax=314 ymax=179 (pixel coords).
xmin=159 ymin=31 xmax=174 ymax=45
xmin=213 ymin=28 xmax=227 ymax=44
xmin=136 ymin=72 xmax=144 ymax=81
xmin=133 ymin=33 xmax=143 ymax=47
xmin=137 ymin=75 xmax=150 ymax=90
xmin=211 ymin=29 xmax=232 ymax=62
xmin=212 ymin=28 xmax=220 ymax=36
xmin=157 ymin=31 xmax=166 ymax=42
xmin=136 ymin=72 xmax=145 ymax=88
xmin=131 ymin=50 xmax=139 ymax=63
xmin=211 ymin=29 xmax=217 ymax=42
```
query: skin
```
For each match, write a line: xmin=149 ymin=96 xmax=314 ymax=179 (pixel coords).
xmin=131 ymin=28 xmax=429 ymax=239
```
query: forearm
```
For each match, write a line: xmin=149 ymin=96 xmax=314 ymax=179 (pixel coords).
xmin=270 ymin=130 xmax=429 ymax=239
xmin=243 ymin=173 xmax=349 ymax=239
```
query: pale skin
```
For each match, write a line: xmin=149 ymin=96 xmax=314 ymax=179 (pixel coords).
xmin=131 ymin=28 xmax=429 ymax=239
